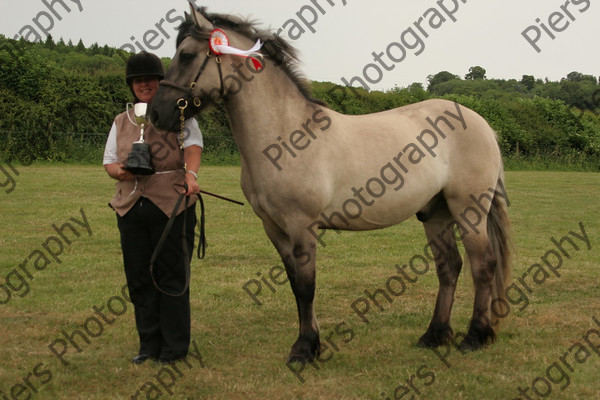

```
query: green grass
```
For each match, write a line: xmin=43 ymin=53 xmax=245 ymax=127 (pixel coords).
xmin=0 ymin=165 xmax=599 ymax=400
xmin=503 ymin=153 xmax=600 ymax=172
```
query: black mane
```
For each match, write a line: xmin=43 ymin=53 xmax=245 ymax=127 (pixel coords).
xmin=177 ymin=8 xmax=327 ymax=107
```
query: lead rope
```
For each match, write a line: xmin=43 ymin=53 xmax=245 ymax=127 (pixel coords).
xmin=178 ymin=98 xmax=206 ymax=259
xmin=149 ymin=99 xmax=206 ymax=297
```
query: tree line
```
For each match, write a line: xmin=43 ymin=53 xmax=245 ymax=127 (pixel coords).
xmin=0 ymin=35 xmax=599 ymax=169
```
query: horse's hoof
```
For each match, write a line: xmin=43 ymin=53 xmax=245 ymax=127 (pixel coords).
xmin=287 ymin=335 xmax=320 ymax=364
xmin=418 ymin=336 xmax=446 ymax=348
xmin=286 ymin=352 xmax=313 ymax=365
xmin=457 ymin=320 xmax=496 ymax=351
xmin=287 ymin=340 xmax=319 ymax=364
xmin=417 ymin=322 xmax=454 ymax=348
xmin=457 ymin=339 xmax=479 ymax=352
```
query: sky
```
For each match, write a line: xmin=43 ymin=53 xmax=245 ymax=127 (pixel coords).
xmin=1 ymin=0 xmax=598 ymax=90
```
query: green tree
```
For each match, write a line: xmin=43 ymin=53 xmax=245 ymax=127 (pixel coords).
xmin=56 ymin=37 xmax=68 ymax=53
xmin=89 ymin=42 xmax=100 ymax=56
xmin=75 ymin=39 xmax=86 ymax=53
xmin=44 ymin=34 xmax=55 ymax=50
xmin=565 ymin=71 xmax=597 ymax=84
xmin=465 ymin=66 xmax=486 ymax=80
xmin=521 ymin=75 xmax=535 ymax=90
xmin=427 ymin=71 xmax=460 ymax=91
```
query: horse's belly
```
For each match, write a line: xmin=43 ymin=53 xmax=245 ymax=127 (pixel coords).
xmin=317 ymin=176 xmax=441 ymax=231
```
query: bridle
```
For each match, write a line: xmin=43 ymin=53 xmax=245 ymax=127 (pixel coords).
xmin=158 ymin=26 xmax=263 ymax=115
xmin=158 ymin=34 xmax=226 ymax=172
xmin=159 ymin=43 xmax=225 ymax=111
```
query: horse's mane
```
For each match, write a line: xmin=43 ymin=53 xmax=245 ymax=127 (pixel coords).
xmin=177 ymin=7 xmax=328 ymax=107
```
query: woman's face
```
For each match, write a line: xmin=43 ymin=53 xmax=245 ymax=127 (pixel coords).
xmin=132 ymin=76 xmax=160 ymax=103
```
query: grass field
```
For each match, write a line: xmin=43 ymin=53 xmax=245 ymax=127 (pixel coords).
xmin=0 ymin=164 xmax=599 ymax=400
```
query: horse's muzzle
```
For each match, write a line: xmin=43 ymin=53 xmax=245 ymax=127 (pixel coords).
xmin=149 ymin=99 xmax=179 ymax=133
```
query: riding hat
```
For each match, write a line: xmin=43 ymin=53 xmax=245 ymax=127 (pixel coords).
xmin=125 ymin=52 xmax=164 ymax=101
xmin=126 ymin=51 xmax=165 ymax=84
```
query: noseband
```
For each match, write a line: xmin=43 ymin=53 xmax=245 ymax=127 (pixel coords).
xmin=159 ymin=47 xmax=225 ymax=109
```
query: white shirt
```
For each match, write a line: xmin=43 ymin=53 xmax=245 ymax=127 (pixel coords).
xmin=103 ymin=117 xmax=204 ymax=165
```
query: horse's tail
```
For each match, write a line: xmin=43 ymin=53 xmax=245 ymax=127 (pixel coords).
xmin=487 ymin=173 xmax=514 ymax=331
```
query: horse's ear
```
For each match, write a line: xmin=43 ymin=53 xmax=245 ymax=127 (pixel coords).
xmin=189 ymin=4 xmax=214 ymax=30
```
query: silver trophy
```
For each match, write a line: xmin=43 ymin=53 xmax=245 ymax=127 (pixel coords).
xmin=124 ymin=102 xmax=155 ymax=175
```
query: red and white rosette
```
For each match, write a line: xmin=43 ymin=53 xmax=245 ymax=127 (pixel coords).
xmin=209 ymin=29 xmax=264 ymax=71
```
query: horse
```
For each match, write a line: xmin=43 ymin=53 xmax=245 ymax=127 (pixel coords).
xmin=150 ymin=5 xmax=513 ymax=365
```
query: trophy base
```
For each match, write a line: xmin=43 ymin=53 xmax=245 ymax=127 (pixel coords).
xmin=123 ymin=165 xmax=155 ymax=175
xmin=125 ymin=142 xmax=155 ymax=176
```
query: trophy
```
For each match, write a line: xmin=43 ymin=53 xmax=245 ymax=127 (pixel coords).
xmin=124 ymin=102 xmax=155 ymax=175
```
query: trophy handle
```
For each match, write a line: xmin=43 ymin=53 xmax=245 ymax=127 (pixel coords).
xmin=126 ymin=102 xmax=137 ymax=126
xmin=125 ymin=102 xmax=148 ymax=143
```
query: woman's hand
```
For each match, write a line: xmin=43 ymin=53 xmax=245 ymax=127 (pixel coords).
xmin=184 ymin=172 xmax=199 ymax=196
xmin=115 ymin=164 xmax=135 ymax=181
xmin=183 ymin=144 xmax=202 ymax=196
xmin=105 ymin=163 xmax=135 ymax=181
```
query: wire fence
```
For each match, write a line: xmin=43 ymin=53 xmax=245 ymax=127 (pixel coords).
xmin=0 ymin=130 xmax=238 ymax=160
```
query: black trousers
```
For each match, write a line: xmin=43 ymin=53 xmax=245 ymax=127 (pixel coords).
xmin=117 ymin=197 xmax=196 ymax=360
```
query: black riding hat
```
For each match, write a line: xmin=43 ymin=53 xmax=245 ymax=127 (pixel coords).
xmin=126 ymin=51 xmax=165 ymax=83
xmin=125 ymin=52 xmax=164 ymax=101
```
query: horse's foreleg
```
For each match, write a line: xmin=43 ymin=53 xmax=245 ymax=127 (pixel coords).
xmin=284 ymin=242 xmax=320 ymax=364
xmin=418 ymin=214 xmax=463 ymax=348
xmin=262 ymin=219 xmax=320 ymax=364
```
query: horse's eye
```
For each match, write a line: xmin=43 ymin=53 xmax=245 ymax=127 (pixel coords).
xmin=180 ymin=52 xmax=196 ymax=62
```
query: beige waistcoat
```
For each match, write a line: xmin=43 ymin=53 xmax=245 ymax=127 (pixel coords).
xmin=109 ymin=110 xmax=197 ymax=217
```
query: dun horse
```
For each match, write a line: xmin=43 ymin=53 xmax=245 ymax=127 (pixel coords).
xmin=151 ymin=6 xmax=513 ymax=364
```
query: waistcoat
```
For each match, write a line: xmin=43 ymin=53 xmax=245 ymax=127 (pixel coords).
xmin=109 ymin=109 xmax=197 ymax=217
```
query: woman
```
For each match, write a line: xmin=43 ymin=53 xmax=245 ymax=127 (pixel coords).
xmin=103 ymin=52 xmax=203 ymax=364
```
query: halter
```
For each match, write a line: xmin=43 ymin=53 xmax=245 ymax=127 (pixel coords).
xmin=159 ymin=49 xmax=225 ymax=110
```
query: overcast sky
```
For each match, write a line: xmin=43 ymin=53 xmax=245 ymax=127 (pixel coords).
xmin=1 ymin=0 xmax=597 ymax=90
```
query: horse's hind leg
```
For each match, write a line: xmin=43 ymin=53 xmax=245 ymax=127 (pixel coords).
xmin=261 ymin=218 xmax=320 ymax=364
xmin=445 ymin=198 xmax=498 ymax=351
xmin=417 ymin=204 xmax=463 ymax=348
xmin=455 ymin=226 xmax=498 ymax=350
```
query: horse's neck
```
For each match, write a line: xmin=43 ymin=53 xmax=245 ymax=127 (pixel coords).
xmin=224 ymin=66 xmax=314 ymax=160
